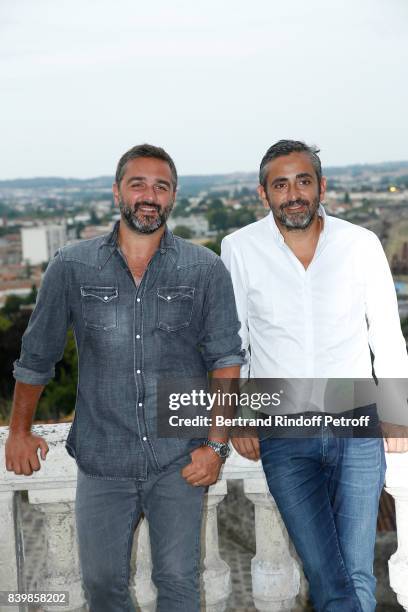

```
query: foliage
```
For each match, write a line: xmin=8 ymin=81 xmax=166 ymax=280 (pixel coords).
xmin=2 ymin=286 xmax=38 ymax=317
xmin=0 ymin=310 xmax=32 ymax=400
xmin=173 ymin=225 xmax=194 ymax=239
xmin=0 ymin=300 xmax=77 ymax=422
xmin=205 ymin=198 xmax=256 ymax=231
xmin=0 ymin=315 xmax=12 ymax=332
xmin=172 ymin=198 xmax=191 ymax=218
xmin=207 ymin=208 xmax=229 ymax=231
xmin=203 ymin=233 xmax=227 ymax=256
xmin=37 ymin=329 xmax=78 ymax=421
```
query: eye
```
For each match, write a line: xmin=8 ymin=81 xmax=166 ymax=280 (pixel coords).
xmin=274 ymin=182 xmax=287 ymax=190
xmin=155 ymin=184 xmax=169 ymax=192
xmin=130 ymin=182 xmax=144 ymax=190
xmin=299 ymin=179 xmax=312 ymax=186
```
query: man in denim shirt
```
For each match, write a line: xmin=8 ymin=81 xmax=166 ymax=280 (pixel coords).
xmin=5 ymin=144 xmax=244 ymax=612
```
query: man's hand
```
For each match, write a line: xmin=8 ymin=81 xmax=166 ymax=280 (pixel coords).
xmin=384 ymin=437 xmax=408 ymax=453
xmin=5 ymin=432 xmax=49 ymax=476
xmin=231 ymin=436 xmax=260 ymax=461
xmin=181 ymin=445 xmax=223 ymax=487
xmin=381 ymin=422 xmax=408 ymax=453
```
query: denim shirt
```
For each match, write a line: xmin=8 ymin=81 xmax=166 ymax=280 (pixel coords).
xmin=13 ymin=222 xmax=245 ymax=479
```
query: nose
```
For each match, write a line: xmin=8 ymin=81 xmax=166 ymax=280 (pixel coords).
xmin=138 ymin=184 xmax=155 ymax=202
xmin=287 ymin=181 xmax=301 ymax=201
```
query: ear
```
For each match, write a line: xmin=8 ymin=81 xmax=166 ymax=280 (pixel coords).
xmin=112 ymin=183 xmax=120 ymax=208
xmin=320 ymin=176 xmax=327 ymax=202
xmin=257 ymin=185 xmax=270 ymax=211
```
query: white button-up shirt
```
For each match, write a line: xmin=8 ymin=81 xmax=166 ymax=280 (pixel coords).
xmin=221 ymin=206 xmax=408 ymax=380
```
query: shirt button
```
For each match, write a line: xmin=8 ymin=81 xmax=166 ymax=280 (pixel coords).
xmin=136 ymin=369 xmax=141 ymax=374
xmin=104 ymin=296 xmax=108 ymax=301
xmin=167 ymin=296 xmax=171 ymax=300
xmin=142 ymin=436 xmax=147 ymax=441
xmin=136 ymin=334 xmax=140 ymax=339
xmin=137 ymin=298 xmax=141 ymax=302
xmin=138 ymin=403 xmax=143 ymax=407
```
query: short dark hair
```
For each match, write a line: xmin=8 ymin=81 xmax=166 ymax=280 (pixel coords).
xmin=115 ymin=143 xmax=178 ymax=189
xmin=259 ymin=140 xmax=322 ymax=189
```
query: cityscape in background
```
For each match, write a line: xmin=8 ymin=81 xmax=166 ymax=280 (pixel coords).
xmin=1 ymin=160 xmax=408 ymax=310
xmin=0 ymin=160 xmax=408 ymax=422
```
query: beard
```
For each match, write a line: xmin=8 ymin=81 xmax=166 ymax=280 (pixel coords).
xmin=119 ymin=197 xmax=174 ymax=234
xmin=270 ymin=197 xmax=320 ymax=230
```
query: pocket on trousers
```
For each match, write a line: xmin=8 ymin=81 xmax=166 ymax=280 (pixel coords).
xmin=157 ymin=286 xmax=195 ymax=332
xmin=80 ymin=285 xmax=118 ymax=330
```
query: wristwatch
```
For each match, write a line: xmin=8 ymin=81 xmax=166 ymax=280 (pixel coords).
xmin=202 ymin=440 xmax=231 ymax=460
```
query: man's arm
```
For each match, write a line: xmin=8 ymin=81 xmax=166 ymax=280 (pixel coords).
xmin=182 ymin=255 xmax=246 ymax=486
xmin=6 ymin=250 xmax=71 ymax=474
xmin=181 ymin=365 xmax=240 ymax=487
xmin=365 ymin=232 xmax=408 ymax=378
xmin=220 ymin=236 xmax=250 ymax=377
xmin=221 ymin=237 xmax=260 ymax=461
xmin=5 ymin=382 xmax=48 ymax=475
xmin=364 ymin=232 xmax=408 ymax=452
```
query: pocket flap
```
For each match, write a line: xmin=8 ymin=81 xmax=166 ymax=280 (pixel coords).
xmin=80 ymin=286 xmax=118 ymax=302
xmin=157 ymin=286 xmax=195 ymax=302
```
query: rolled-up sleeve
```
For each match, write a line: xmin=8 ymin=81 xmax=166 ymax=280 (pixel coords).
xmin=199 ymin=257 xmax=246 ymax=371
xmin=221 ymin=236 xmax=250 ymax=378
xmin=13 ymin=250 xmax=71 ymax=385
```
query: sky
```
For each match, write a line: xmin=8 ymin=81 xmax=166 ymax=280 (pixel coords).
xmin=1 ymin=0 xmax=407 ymax=179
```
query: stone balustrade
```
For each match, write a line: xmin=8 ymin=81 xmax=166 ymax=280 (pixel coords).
xmin=0 ymin=424 xmax=407 ymax=611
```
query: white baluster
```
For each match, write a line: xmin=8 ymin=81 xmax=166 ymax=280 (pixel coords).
xmin=244 ymin=477 xmax=300 ymax=611
xmin=131 ymin=517 xmax=157 ymax=611
xmin=385 ymin=452 xmax=408 ymax=611
xmin=0 ymin=491 xmax=19 ymax=612
xmin=202 ymin=480 xmax=231 ymax=611
xmin=28 ymin=488 xmax=85 ymax=612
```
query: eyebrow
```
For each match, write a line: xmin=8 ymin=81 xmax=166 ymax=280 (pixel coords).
xmin=271 ymin=172 xmax=314 ymax=185
xmin=126 ymin=176 xmax=172 ymax=188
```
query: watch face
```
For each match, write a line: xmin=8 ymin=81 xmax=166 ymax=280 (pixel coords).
xmin=219 ymin=445 xmax=229 ymax=458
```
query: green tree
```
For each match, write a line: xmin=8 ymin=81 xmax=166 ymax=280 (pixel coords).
xmin=90 ymin=209 xmax=100 ymax=225
xmin=37 ymin=329 xmax=78 ymax=421
xmin=203 ymin=233 xmax=227 ymax=256
xmin=0 ymin=309 xmax=32 ymax=400
xmin=207 ymin=208 xmax=229 ymax=231
xmin=24 ymin=285 xmax=38 ymax=305
xmin=207 ymin=198 xmax=224 ymax=212
xmin=3 ymin=295 xmax=25 ymax=316
xmin=173 ymin=225 xmax=194 ymax=239
xmin=0 ymin=315 xmax=12 ymax=332
xmin=229 ymin=208 xmax=256 ymax=228
xmin=173 ymin=198 xmax=191 ymax=217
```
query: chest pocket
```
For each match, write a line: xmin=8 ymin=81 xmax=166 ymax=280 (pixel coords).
xmin=157 ymin=286 xmax=195 ymax=332
xmin=80 ymin=286 xmax=118 ymax=331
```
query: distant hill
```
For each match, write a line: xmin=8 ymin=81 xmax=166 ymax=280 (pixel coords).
xmin=324 ymin=161 xmax=408 ymax=177
xmin=0 ymin=173 xmax=258 ymax=196
xmin=0 ymin=176 xmax=114 ymax=189
xmin=1 ymin=161 xmax=408 ymax=195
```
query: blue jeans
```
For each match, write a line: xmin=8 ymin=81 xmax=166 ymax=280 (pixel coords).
xmin=75 ymin=453 xmax=205 ymax=612
xmin=260 ymin=432 xmax=386 ymax=612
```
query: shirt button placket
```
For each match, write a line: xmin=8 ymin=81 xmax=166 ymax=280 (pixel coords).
xmin=304 ymin=275 xmax=314 ymax=377
xmin=135 ymin=293 xmax=147 ymax=442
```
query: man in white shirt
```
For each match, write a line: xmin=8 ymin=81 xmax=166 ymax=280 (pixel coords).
xmin=221 ymin=140 xmax=408 ymax=612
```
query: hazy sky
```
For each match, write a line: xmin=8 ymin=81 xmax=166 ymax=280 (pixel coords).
xmin=1 ymin=0 xmax=407 ymax=179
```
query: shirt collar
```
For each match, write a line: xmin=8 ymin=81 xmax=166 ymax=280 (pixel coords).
xmin=98 ymin=220 xmax=176 ymax=268
xmin=100 ymin=221 xmax=176 ymax=249
xmin=267 ymin=203 xmax=328 ymax=245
